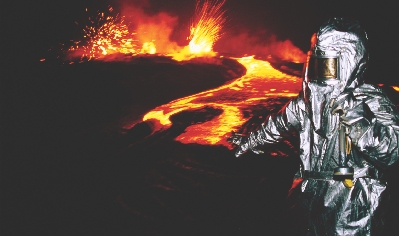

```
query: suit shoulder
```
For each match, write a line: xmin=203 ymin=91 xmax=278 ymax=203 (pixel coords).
xmin=354 ymin=83 xmax=391 ymax=103
xmin=354 ymin=84 xmax=399 ymax=122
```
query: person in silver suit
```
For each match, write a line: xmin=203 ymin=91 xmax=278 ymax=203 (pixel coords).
xmin=229 ymin=17 xmax=399 ymax=235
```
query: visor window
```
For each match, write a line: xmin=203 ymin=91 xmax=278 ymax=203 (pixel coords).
xmin=308 ymin=57 xmax=337 ymax=80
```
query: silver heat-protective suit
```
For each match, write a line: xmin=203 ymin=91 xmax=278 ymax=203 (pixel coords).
xmin=230 ymin=17 xmax=399 ymax=235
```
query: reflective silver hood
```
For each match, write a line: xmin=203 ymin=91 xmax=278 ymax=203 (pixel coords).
xmin=312 ymin=17 xmax=369 ymax=90
xmin=302 ymin=17 xmax=369 ymax=134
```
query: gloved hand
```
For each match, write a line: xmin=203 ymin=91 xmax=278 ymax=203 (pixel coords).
xmin=329 ymin=92 xmax=355 ymax=116
xmin=228 ymin=131 xmax=264 ymax=157
xmin=340 ymin=102 xmax=372 ymax=145
xmin=330 ymin=94 xmax=372 ymax=145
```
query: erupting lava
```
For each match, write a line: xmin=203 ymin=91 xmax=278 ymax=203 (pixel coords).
xmin=188 ymin=0 xmax=226 ymax=55
xmin=59 ymin=0 xmax=228 ymax=61
xmin=63 ymin=0 xmax=226 ymax=61
xmin=143 ymin=56 xmax=302 ymax=146
xmin=169 ymin=0 xmax=227 ymax=60
xmin=67 ymin=7 xmax=139 ymax=60
xmin=46 ymin=1 xmax=314 ymax=147
xmin=51 ymin=0 xmax=306 ymax=63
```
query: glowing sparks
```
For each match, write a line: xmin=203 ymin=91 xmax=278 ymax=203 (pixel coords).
xmin=142 ymin=56 xmax=301 ymax=146
xmin=67 ymin=7 xmax=138 ymax=60
xmin=169 ymin=0 xmax=227 ymax=61
xmin=43 ymin=3 xmax=308 ymax=147
xmin=64 ymin=1 xmax=227 ymax=62
xmin=44 ymin=1 xmax=308 ymax=65
xmin=188 ymin=0 xmax=226 ymax=55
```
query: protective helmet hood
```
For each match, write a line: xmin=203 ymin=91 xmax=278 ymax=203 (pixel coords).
xmin=302 ymin=17 xmax=369 ymax=135
xmin=304 ymin=49 xmax=340 ymax=85
xmin=303 ymin=17 xmax=369 ymax=90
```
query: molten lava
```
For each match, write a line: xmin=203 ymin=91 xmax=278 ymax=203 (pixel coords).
xmin=50 ymin=1 xmax=309 ymax=147
xmin=64 ymin=1 xmax=227 ymax=61
xmin=188 ymin=0 xmax=226 ymax=55
xmin=169 ymin=0 xmax=227 ymax=61
xmin=140 ymin=41 xmax=156 ymax=54
xmin=67 ymin=7 xmax=139 ymax=60
xmin=57 ymin=0 xmax=305 ymax=64
xmin=143 ymin=56 xmax=302 ymax=146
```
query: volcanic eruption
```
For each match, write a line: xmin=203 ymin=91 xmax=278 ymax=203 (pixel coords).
xmin=41 ymin=0 xmax=399 ymax=148
xmin=44 ymin=0 xmax=308 ymax=147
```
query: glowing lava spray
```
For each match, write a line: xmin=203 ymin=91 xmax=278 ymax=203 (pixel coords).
xmin=188 ymin=0 xmax=226 ymax=55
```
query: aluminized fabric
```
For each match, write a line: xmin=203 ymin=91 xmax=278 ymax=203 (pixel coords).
xmin=231 ymin=18 xmax=399 ymax=235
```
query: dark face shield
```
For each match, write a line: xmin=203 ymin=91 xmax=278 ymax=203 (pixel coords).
xmin=302 ymin=51 xmax=340 ymax=133
xmin=304 ymin=53 xmax=340 ymax=85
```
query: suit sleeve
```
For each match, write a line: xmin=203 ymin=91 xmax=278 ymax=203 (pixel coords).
xmin=352 ymin=95 xmax=399 ymax=169
xmin=245 ymin=96 xmax=303 ymax=149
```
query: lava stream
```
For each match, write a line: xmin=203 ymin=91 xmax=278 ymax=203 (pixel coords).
xmin=143 ymin=56 xmax=302 ymax=147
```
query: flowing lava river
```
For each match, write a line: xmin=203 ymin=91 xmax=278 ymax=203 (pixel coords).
xmin=140 ymin=56 xmax=301 ymax=146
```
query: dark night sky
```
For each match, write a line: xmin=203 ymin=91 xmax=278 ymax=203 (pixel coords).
xmin=4 ymin=0 xmax=399 ymax=83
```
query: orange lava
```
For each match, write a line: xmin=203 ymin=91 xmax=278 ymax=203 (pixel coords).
xmin=188 ymin=0 xmax=225 ymax=55
xmin=143 ymin=56 xmax=301 ymax=147
xmin=170 ymin=0 xmax=226 ymax=61
xmin=140 ymin=41 xmax=156 ymax=54
xmin=53 ymin=1 xmax=306 ymax=65
xmin=64 ymin=1 xmax=227 ymax=61
xmin=67 ymin=7 xmax=139 ymax=60
xmin=52 ymin=2 xmax=305 ymax=148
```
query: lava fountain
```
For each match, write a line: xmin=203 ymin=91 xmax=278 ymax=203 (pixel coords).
xmin=62 ymin=0 xmax=227 ymax=61
xmin=188 ymin=0 xmax=226 ymax=55
xmin=67 ymin=7 xmax=139 ymax=60
xmin=170 ymin=0 xmax=227 ymax=61
xmin=46 ymin=1 xmax=308 ymax=147
xmin=140 ymin=0 xmax=302 ymax=146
